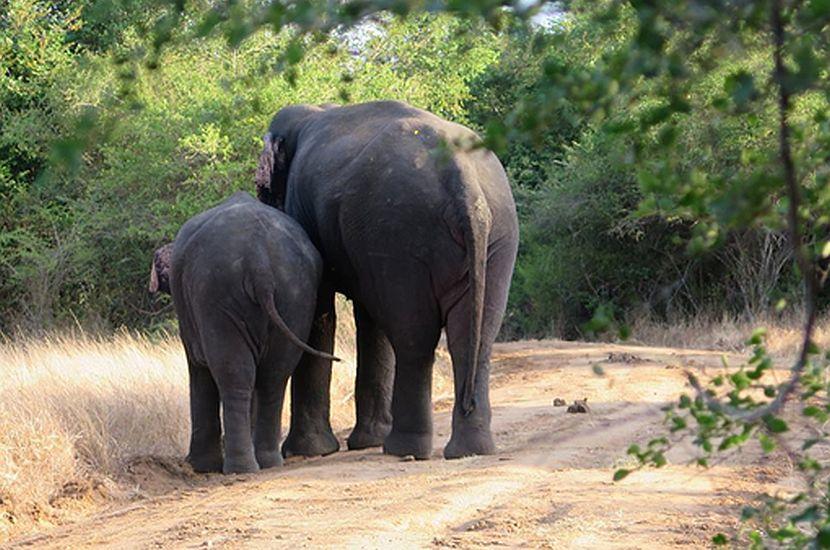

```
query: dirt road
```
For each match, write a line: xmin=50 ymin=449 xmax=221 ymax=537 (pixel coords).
xmin=10 ymin=340 xmax=792 ymax=548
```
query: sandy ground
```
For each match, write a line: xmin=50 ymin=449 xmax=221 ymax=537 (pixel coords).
xmin=7 ymin=340 xmax=795 ymax=549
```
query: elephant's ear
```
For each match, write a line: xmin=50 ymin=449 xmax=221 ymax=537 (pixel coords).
xmin=148 ymin=259 xmax=160 ymax=294
xmin=255 ymin=133 xmax=287 ymax=210
xmin=149 ymin=243 xmax=173 ymax=295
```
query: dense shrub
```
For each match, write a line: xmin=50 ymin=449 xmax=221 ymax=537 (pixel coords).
xmin=0 ymin=1 xmax=820 ymax=337
xmin=0 ymin=12 xmax=501 ymax=330
xmin=476 ymin=11 xmax=813 ymax=338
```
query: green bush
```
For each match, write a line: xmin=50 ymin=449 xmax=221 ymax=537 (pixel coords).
xmin=0 ymin=1 xmax=820 ymax=339
xmin=0 ymin=12 xmax=503 ymax=330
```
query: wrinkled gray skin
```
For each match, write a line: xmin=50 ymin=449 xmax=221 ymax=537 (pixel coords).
xmin=149 ymin=192 xmax=337 ymax=474
xmin=256 ymin=101 xmax=519 ymax=460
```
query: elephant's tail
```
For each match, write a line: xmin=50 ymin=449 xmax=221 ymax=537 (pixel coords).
xmin=259 ymin=288 xmax=341 ymax=362
xmin=450 ymin=161 xmax=492 ymax=416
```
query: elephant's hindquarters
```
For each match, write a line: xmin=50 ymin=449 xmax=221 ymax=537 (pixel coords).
xmin=170 ymin=194 xmax=323 ymax=367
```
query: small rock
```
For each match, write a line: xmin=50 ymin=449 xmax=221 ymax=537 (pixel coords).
xmin=553 ymin=398 xmax=567 ymax=407
xmin=566 ymin=398 xmax=590 ymax=414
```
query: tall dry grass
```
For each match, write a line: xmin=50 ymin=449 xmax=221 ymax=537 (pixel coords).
xmin=628 ymin=311 xmax=830 ymax=356
xmin=0 ymin=332 xmax=189 ymax=532
xmin=0 ymin=299 xmax=453 ymax=539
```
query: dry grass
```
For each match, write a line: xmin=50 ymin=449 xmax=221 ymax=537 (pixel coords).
xmin=0 ymin=332 xmax=189 ymax=536
xmin=628 ymin=311 xmax=830 ymax=356
xmin=0 ymin=297 xmax=454 ymax=540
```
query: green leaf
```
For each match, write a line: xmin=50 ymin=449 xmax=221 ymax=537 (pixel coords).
xmin=724 ymin=70 xmax=758 ymax=110
xmin=730 ymin=371 xmax=750 ymax=391
xmin=613 ymin=469 xmax=631 ymax=481
xmin=583 ymin=305 xmax=613 ymax=334
xmin=806 ymin=0 xmax=830 ymax=19
xmin=764 ymin=416 xmax=789 ymax=434
xmin=772 ymin=524 xmax=800 ymax=539
xmin=718 ymin=435 xmax=741 ymax=451
xmin=746 ymin=328 xmax=767 ymax=346
xmin=760 ymin=434 xmax=776 ymax=453
xmin=791 ymin=505 xmax=820 ymax=523
xmin=285 ymin=41 xmax=305 ymax=65
xmin=803 ymin=438 xmax=820 ymax=451
xmin=712 ymin=533 xmax=728 ymax=545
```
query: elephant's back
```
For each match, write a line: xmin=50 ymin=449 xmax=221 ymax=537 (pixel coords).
xmin=284 ymin=103 xmax=516 ymax=304
xmin=172 ymin=192 xmax=321 ymax=307
xmin=290 ymin=103 xmax=515 ymax=248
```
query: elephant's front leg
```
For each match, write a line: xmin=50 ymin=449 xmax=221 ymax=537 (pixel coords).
xmin=282 ymin=283 xmax=340 ymax=458
xmin=347 ymin=303 xmax=394 ymax=450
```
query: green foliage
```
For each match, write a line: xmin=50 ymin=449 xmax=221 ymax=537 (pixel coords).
xmin=481 ymin=4 xmax=807 ymax=338
xmin=624 ymin=331 xmax=830 ymax=547
xmin=3 ymin=0 xmax=817 ymax=337
xmin=0 ymin=10 xmax=502 ymax=329
xmin=573 ymin=0 xmax=830 ymax=545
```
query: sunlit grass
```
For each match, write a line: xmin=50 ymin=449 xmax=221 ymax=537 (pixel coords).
xmin=0 ymin=298 xmax=455 ymax=539
xmin=629 ymin=311 xmax=830 ymax=356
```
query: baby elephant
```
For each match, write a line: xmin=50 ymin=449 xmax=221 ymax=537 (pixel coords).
xmin=149 ymin=192 xmax=337 ymax=474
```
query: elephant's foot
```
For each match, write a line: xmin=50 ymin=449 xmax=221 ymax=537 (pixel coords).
xmin=383 ymin=430 xmax=433 ymax=460
xmin=255 ymin=449 xmax=284 ymax=469
xmin=347 ymin=422 xmax=392 ymax=450
xmin=282 ymin=428 xmax=340 ymax=458
xmin=443 ymin=428 xmax=496 ymax=459
xmin=222 ymin=452 xmax=260 ymax=474
xmin=186 ymin=451 xmax=223 ymax=473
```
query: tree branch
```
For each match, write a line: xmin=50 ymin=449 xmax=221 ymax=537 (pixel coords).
xmin=686 ymin=0 xmax=820 ymax=423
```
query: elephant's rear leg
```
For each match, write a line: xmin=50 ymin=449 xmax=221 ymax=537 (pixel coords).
xmin=382 ymin=341 xmax=440 ymax=459
xmin=187 ymin=358 xmax=223 ymax=473
xmin=347 ymin=303 xmax=394 ymax=450
xmin=372 ymin=263 xmax=442 ymax=460
xmin=443 ymin=238 xmax=516 ymax=459
xmin=203 ymin=335 xmax=259 ymax=474
xmin=282 ymin=282 xmax=340 ymax=458
xmin=253 ymin=349 xmax=293 ymax=469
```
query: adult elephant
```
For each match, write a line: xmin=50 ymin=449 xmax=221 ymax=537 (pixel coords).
xmin=256 ymin=101 xmax=518 ymax=459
